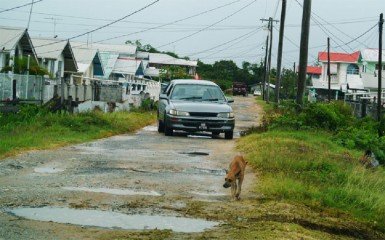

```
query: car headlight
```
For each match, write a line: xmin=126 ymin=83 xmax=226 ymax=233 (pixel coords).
xmin=169 ymin=109 xmax=190 ymax=116
xmin=217 ymin=112 xmax=235 ymax=118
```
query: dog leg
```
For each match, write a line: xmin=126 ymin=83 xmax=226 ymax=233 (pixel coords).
xmin=231 ymin=183 xmax=237 ymax=200
xmin=235 ymin=176 xmax=244 ymax=200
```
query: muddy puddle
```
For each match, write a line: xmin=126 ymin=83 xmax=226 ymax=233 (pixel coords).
xmin=8 ymin=207 xmax=219 ymax=233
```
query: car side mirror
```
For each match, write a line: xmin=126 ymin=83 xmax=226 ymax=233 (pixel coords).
xmin=159 ymin=93 xmax=168 ymax=100
xmin=227 ymin=98 xmax=234 ymax=103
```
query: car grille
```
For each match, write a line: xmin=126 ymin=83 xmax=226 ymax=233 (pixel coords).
xmin=189 ymin=112 xmax=217 ymax=117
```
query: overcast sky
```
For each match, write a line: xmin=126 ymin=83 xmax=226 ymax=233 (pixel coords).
xmin=1 ymin=0 xmax=384 ymax=69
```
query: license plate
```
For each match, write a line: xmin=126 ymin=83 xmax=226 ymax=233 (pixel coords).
xmin=199 ymin=123 xmax=208 ymax=130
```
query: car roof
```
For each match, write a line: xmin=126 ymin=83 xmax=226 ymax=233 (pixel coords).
xmin=170 ymin=79 xmax=217 ymax=86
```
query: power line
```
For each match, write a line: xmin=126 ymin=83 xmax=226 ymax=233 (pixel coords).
xmin=0 ymin=0 xmax=43 ymax=14
xmin=187 ymin=27 xmax=263 ymax=57
xmin=34 ymin=0 xmax=160 ymax=49
xmin=334 ymin=23 xmax=378 ymax=49
xmin=73 ymin=0 xmax=242 ymax=47
xmin=155 ymin=0 xmax=259 ymax=49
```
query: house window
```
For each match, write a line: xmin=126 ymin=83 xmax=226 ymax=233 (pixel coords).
xmin=50 ymin=60 xmax=55 ymax=74
xmin=347 ymin=64 xmax=359 ymax=75
xmin=58 ymin=61 xmax=63 ymax=77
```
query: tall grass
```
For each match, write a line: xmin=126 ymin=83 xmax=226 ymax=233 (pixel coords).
xmin=0 ymin=106 xmax=156 ymax=159
xmin=238 ymin=129 xmax=385 ymax=231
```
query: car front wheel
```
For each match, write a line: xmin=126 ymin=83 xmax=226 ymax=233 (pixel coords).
xmin=157 ymin=119 xmax=164 ymax=133
xmin=164 ymin=121 xmax=173 ymax=136
xmin=224 ymin=131 xmax=233 ymax=139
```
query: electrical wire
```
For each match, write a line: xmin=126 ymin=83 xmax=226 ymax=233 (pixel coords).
xmin=34 ymin=0 xmax=160 ymax=49
xmin=72 ymin=0 xmax=242 ymax=48
xmin=187 ymin=27 xmax=263 ymax=57
xmin=0 ymin=0 xmax=43 ymax=14
xmin=155 ymin=0 xmax=259 ymax=49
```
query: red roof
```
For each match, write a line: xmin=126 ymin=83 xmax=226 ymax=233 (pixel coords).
xmin=318 ymin=51 xmax=360 ymax=63
xmin=307 ymin=66 xmax=322 ymax=75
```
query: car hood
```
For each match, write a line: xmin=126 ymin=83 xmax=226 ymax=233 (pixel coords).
xmin=170 ymin=100 xmax=233 ymax=113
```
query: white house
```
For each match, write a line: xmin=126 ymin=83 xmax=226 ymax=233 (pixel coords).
xmin=31 ymin=37 xmax=77 ymax=79
xmin=0 ymin=26 xmax=37 ymax=70
xmin=360 ymin=48 xmax=385 ymax=90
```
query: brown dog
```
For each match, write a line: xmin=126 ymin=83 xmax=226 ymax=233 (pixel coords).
xmin=223 ymin=155 xmax=247 ymax=200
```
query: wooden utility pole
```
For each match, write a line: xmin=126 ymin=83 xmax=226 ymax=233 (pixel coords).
xmin=327 ymin=37 xmax=331 ymax=102
xmin=275 ymin=0 xmax=287 ymax=103
xmin=262 ymin=35 xmax=269 ymax=101
xmin=378 ymin=13 xmax=384 ymax=134
xmin=261 ymin=17 xmax=279 ymax=103
xmin=296 ymin=0 xmax=312 ymax=106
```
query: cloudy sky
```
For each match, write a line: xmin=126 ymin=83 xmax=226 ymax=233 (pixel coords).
xmin=1 ymin=0 xmax=384 ymax=69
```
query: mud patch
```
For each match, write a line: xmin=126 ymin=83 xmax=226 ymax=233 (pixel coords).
xmin=62 ymin=187 xmax=162 ymax=196
xmin=34 ymin=167 xmax=64 ymax=173
xmin=184 ymin=167 xmax=225 ymax=176
xmin=8 ymin=207 xmax=219 ymax=233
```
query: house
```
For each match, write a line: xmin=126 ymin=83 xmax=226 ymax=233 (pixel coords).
xmin=70 ymin=45 xmax=104 ymax=85
xmin=31 ymin=37 xmax=77 ymax=80
xmin=0 ymin=26 xmax=37 ymax=70
xmin=306 ymin=66 xmax=322 ymax=80
xmin=147 ymin=53 xmax=198 ymax=77
xmin=360 ymin=48 xmax=385 ymax=90
xmin=73 ymin=42 xmax=138 ymax=80
xmin=310 ymin=51 xmax=364 ymax=100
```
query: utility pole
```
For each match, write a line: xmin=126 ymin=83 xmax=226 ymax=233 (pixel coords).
xmin=327 ymin=37 xmax=331 ymax=102
xmin=378 ymin=13 xmax=384 ymax=136
xmin=275 ymin=0 xmax=287 ymax=103
xmin=261 ymin=17 xmax=279 ymax=103
xmin=27 ymin=0 xmax=34 ymax=29
xmin=296 ymin=0 xmax=312 ymax=107
xmin=262 ymin=35 xmax=269 ymax=101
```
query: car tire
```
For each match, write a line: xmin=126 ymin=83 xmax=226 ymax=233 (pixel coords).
xmin=157 ymin=119 xmax=164 ymax=133
xmin=224 ymin=131 xmax=233 ymax=139
xmin=164 ymin=121 xmax=173 ymax=136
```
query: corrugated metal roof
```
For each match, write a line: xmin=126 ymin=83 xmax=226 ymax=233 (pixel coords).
xmin=112 ymin=57 xmax=142 ymax=75
xmin=97 ymin=52 xmax=119 ymax=78
xmin=0 ymin=26 xmax=25 ymax=50
xmin=71 ymin=42 xmax=136 ymax=55
xmin=72 ymin=47 xmax=97 ymax=64
xmin=31 ymin=37 xmax=77 ymax=72
xmin=32 ymin=38 xmax=68 ymax=59
xmin=149 ymin=53 xmax=197 ymax=67
xmin=318 ymin=51 xmax=360 ymax=63
xmin=361 ymin=48 xmax=385 ymax=62
xmin=0 ymin=26 xmax=37 ymax=61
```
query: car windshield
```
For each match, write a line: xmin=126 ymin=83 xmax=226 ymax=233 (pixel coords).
xmin=170 ymin=84 xmax=226 ymax=102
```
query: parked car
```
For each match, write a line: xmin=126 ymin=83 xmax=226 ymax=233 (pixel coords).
xmin=157 ymin=79 xmax=235 ymax=139
xmin=253 ymin=89 xmax=261 ymax=96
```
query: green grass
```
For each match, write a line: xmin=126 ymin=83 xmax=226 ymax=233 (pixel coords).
xmin=237 ymin=129 xmax=385 ymax=232
xmin=0 ymin=109 xmax=156 ymax=159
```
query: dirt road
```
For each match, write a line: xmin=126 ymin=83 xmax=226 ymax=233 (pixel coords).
xmin=0 ymin=96 xmax=263 ymax=240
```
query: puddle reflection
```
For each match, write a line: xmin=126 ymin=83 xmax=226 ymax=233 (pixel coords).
xmin=9 ymin=207 xmax=219 ymax=233
xmin=63 ymin=187 xmax=162 ymax=196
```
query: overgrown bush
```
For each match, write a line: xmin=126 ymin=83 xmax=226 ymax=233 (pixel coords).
xmin=257 ymin=101 xmax=385 ymax=164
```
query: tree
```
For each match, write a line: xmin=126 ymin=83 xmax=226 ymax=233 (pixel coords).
xmin=0 ymin=57 xmax=48 ymax=76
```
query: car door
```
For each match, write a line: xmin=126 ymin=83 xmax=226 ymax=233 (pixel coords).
xmin=158 ymin=83 xmax=174 ymax=122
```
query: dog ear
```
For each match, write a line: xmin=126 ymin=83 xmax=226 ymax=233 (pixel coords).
xmin=224 ymin=168 xmax=228 ymax=174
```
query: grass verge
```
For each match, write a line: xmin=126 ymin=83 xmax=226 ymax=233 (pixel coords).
xmin=237 ymin=129 xmax=385 ymax=233
xmin=0 ymin=109 xmax=156 ymax=160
